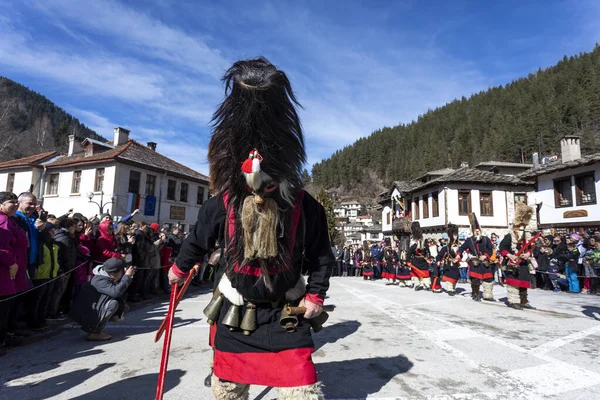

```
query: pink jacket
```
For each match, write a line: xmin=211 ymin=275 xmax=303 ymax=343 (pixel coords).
xmin=92 ymin=220 xmax=121 ymax=263
xmin=0 ymin=212 xmax=31 ymax=296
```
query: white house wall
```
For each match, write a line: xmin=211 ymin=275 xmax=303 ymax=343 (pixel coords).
xmin=114 ymin=163 xmax=208 ymax=230
xmin=42 ymin=164 xmax=117 ymax=219
xmin=536 ymin=163 xmax=600 ymax=226
xmin=411 ymin=186 xmax=446 ymax=228
xmin=0 ymin=169 xmax=35 ymax=196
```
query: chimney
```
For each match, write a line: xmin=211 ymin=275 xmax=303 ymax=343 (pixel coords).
xmin=532 ymin=152 xmax=539 ymax=169
xmin=560 ymin=135 xmax=581 ymax=163
xmin=147 ymin=142 xmax=157 ymax=151
xmin=460 ymin=161 xmax=469 ymax=168
xmin=114 ymin=127 xmax=130 ymax=146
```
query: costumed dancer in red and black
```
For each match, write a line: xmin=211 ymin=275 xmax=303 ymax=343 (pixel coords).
xmin=457 ymin=214 xmax=495 ymax=302
xmin=499 ymin=203 xmax=537 ymax=310
xmin=428 ymin=239 xmax=443 ymax=293
xmin=407 ymin=222 xmax=431 ymax=291
xmin=168 ymin=58 xmax=333 ymax=399
xmin=382 ymin=239 xmax=399 ymax=285
xmin=438 ymin=224 xmax=460 ymax=296
xmin=361 ymin=241 xmax=374 ymax=280
xmin=396 ymin=248 xmax=412 ymax=287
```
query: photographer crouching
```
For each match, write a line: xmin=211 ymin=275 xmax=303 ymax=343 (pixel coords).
xmin=69 ymin=258 xmax=135 ymax=341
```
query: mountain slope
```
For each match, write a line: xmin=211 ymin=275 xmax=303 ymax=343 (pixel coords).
xmin=312 ymin=45 xmax=600 ymax=198
xmin=0 ymin=77 xmax=105 ymax=162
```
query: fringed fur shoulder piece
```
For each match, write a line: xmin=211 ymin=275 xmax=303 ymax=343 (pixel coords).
xmin=514 ymin=202 xmax=534 ymax=227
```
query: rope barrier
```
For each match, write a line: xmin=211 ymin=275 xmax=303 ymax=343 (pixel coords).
xmin=0 ymin=258 xmax=167 ymax=304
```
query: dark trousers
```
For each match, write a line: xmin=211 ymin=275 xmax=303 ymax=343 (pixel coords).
xmin=143 ymin=268 xmax=158 ymax=296
xmin=129 ymin=269 xmax=146 ymax=298
xmin=48 ymin=274 xmax=70 ymax=317
xmin=374 ymin=264 xmax=381 ymax=279
xmin=25 ymin=280 xmax=51 ymax=328
xmin=88 ymin=299 xmax=119 ymax=334
xmin=335 ymin=261 xmax=342 ymax=277
xmin=0 ymin=296 xmax=14 ymax=344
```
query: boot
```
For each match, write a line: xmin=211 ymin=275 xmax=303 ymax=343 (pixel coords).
xmin=204 ymin=369 xmax=213 ymax=387
xmin=507 ymin=303 xmax=523 ymax=310
xmin=471 ymin=284 xmax=481 ymax=301
xmin=86 ymin=332 xmax=112 ymax=341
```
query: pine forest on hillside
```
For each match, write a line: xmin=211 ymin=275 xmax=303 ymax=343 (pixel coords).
xmin=312 ymin=45 xmax=600 ymax=197
xmin=0 ymin=77 xmax=104 ymax=162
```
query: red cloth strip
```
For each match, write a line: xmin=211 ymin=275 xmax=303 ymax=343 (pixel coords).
xmin=441 ymin=276 xmax=458 ymax=284
xmin=171 ymin=263 xmax=188 ymax=278
xmin=505 ymin=278 xmax=531 ymax=288
xmin=468 ymin=271 xmax=493 ymax=280
xmin=304 ymin=293 xmax=324 ymax=306
xmin=214 ymin=347 xmax=317 ymax=387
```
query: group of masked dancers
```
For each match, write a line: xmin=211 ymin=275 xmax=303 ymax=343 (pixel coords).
xmin=362 ymin=209 xmax=539 ymax=311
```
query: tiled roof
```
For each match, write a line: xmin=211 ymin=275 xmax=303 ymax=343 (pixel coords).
xmin=476 ymin=161 xmax=532 ymax=169
xmin=118 ymin=141 xmax=208 ymax=183
xmin=0 ymin=151 xmax=61 ymax=169
xmin=46 ymin=140 xmax=208 ymax=183
xmin=408 ymin=167 xmax=532 ymax=193
xmin=392 ymin=180 xmax=421 ymax=193
xmin=519 ymin=153 xmax=600 ymax=179
xmin=362 ymin=223 xmax=382 ymax=233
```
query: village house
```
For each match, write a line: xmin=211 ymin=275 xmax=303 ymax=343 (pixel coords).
xmin=0 ymin=127 xmax=210 ymax=232
xmin=519 ymin=136 xmax=599 ymax=232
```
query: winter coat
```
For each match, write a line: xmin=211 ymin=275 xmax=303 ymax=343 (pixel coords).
xmin=69 ymin=265 xmax=132 ymax=332
xmin=166 ymin=233 xmax=182 ymax=257
xmin=0 ymin=211 xmax=30 ymax=295
xmin=14 ymin=211 xmax=40 ymax=267
xmin=33 ymin=236 xmax=60 ymax=280
xmin=92 ymin=220 xmax=121 ymax=263
xmin=54 ymin=228 xmax=77 ymax=273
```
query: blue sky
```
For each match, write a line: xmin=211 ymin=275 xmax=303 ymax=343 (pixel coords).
xmin=1 ymin=0 xmax=599 ymax=175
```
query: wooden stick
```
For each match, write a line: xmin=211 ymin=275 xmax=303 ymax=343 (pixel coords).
xmin=155 ymin=283 xmax=179 ymax=400
xmin=154 ymin=265 xmax=198 ymax=343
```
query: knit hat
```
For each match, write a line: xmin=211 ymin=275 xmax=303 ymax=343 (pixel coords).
xmin=103 ymin=258 xmax=125 ymax=274
xmin=570 ymin=233 xmax=581 ymax=241
xmin=100 ymin=213 xmax=111 ymax=221
xmin=150 ymin=223 xmax=160 ymax=232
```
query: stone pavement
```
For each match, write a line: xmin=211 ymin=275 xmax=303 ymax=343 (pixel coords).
xmin=1 ymin=277 xmax=599 ymax=400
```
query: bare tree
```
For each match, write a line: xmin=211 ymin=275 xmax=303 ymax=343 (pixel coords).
xmin=33 ymin=115 xmax=52 ymax=148
xmin=0 ymin=100 xmax=18 ymax=156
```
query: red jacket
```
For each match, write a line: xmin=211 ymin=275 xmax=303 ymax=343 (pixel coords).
xmin=92 ymin=220 xmax=121 ymax=263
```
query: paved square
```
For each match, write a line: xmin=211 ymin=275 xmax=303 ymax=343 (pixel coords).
xmin=1 ymin=277 xmax=599 ymax=399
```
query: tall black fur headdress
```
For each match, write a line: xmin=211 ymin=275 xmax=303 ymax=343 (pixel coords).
xmin=208 ymin=57 xmax=306 ymax=205
xmin=208 ymin=57 xmax=306 ymax=291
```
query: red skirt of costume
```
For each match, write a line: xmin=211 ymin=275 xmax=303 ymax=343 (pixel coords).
xmin=395 ymin=265 xmax=411 ymax=280
xmin=441 ymin=263 xmax=460 ymax=285
xmin=212 ymin=298 xmax=317 ymax=387
xmin=468 ymin=261 xmax=494 ymax=281
xmin=505 ymin=263 xmax=531 ymax=288
xmin=382 ymin=262 xmax=396 ymax=279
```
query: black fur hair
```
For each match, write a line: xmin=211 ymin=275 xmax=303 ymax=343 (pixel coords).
xmin=411 ymin=221 xmax=423 ymax=240
xmin=208 ymin=57 xmax=305 ymax=200
xmin=208 ymin=57 xmax=306 ymax=292
xmin=447 ymin=223 xmax=459 ymax=244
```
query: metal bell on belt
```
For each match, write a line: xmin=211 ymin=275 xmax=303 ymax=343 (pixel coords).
xmin=222 ymin=304 xmax=242 ymax=331
xmin=203 ymin=292 xmax=224 ymax=326
xmin=240 ymin=305 xmax=257 ymax=336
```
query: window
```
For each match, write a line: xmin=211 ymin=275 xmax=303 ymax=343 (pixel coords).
xmin=94 ymin=168 xmax=105 ymax=192
xmin=554 ymin=178 xmax=572 ymax=208
xmin=458 ymin=190 xmax=471 ymax=216
xmin=180 ymin=182 xmax=188 ymax=203
xmin=575 ymin=173 xmax=596 ymax=205
xmin=6 ymin=173 xmax=15 ymax=192
xmin=197 ymin=186 xmax=205 ymax=205
xmin=432 ymin=191 xmax=439 ymax=217
xmin=386 ymin=211 xmax=391 ymax=225
xmin=145 ymin=174 xmax=156 ymax=196
xmin=423 ymin=194 xmax=429 ymax=218
xmin=413 ymin=197 xmax=420 ymax=220
xmin=514 ymin=193 xmax=528 ymax=208
xmin=71 ymin=170 xmax=82 ymax=193
xmin=167 ymin=179 xmax=176 ymax=200
xmin=480 ymin=191 xmax=494 ymax=216
xmin=46 ymin=173 xmax=59 ymax=195
xmin=128 ymin=170 xmax=141 ymax=193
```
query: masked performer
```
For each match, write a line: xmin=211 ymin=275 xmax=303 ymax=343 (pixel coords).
xmin=407 ymin=222 xmax=431 ymax=291
xmin=382 ymin=239 xmax=398 ymax=285
xmin=169 ymin=58 xmax=333 ymax=400
xmin=361 ymin=241 xmax=374 ymax=280
xmin=438 ymin=225 xmax=461 ymax=296
xmin=396 ymin=248 xmax=412 ymax=287
xmin=457 ymin=214 xmax=494 ymax=301
xmin=499 ymin=203 xmax=536 ymax=310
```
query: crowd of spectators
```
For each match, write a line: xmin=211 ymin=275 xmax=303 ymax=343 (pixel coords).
xmin=0 ymin=191 xmax=190 ymax=355
xmin=331 ymin=229 xmax=600 ymax=295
